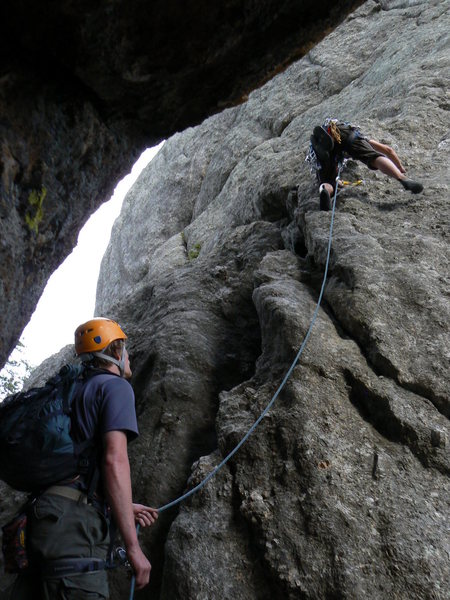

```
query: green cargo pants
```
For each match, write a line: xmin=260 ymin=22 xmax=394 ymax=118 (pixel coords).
xmin=2 ymin=492 xmax=110 ymax=600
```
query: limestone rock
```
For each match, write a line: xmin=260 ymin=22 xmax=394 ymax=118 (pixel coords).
xmin=95 ymin=1 xmax=449 ymax=598
xmin=0 ymin=0 xmax=365 ymax=368
xmin=2 ymin=1 xmax=448 ymax=599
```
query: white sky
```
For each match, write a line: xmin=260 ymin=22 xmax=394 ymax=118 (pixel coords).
xmin=17 ymin=142 xmax=164 ymax=367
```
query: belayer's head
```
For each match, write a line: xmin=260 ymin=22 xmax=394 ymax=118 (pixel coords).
xmin=74 ymin=317 xmax=131 ymax=379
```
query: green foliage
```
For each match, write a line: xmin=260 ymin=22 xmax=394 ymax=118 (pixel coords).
xmin=188 ymin=242 xmax=202 ymax=260
xmin=25 ymin=187 xmax=47 ymax=234
xmin=0 ymin=342 xmax=33 ymax=399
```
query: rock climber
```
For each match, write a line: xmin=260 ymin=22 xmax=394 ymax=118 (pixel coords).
xmin=4 ymin=317 xmax=158 ymax=599
xmin=308 ymin=118 xmax=424 ymax=210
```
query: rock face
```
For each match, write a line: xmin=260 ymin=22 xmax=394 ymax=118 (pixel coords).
xmin=0 ymin=0 xmax=364 ymax=368
xmin=1 ymin=0 xmax=448 ymax=598
xmin=94 ymin=1 xmax=450 ymax=598
xmin=0 ymin=79 xmax=140 ymax=371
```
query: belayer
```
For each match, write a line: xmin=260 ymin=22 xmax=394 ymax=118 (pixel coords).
xmin=1 ymin=318 xmax=158 ymax=599
xmin=308 ymin=118 xmax=424 ymax=210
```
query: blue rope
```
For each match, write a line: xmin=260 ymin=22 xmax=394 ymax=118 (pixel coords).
xmin=129 ymin=552 xmax=138 ymax=599
xmin=129 ymin=167 xmax=342 ymax=599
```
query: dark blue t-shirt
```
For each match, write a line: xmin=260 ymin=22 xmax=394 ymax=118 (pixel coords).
xmin=71 ymin=371 xmax=139 ymax=446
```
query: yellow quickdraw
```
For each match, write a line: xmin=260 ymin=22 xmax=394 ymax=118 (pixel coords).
xmin=340 ymin=179 xmax=364 ymax=187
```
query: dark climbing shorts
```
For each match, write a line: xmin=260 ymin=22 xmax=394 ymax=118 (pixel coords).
xmin=341 ymin=130 xmax=384 ymax=169
xmin=317 ymin=124 xmax=385 ymax=188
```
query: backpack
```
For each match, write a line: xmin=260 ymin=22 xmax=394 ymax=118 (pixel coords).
xmin=0 ymin=364 xmax=93 ymax=493
xmin=305 ymin=118 xmax=365 ymax=173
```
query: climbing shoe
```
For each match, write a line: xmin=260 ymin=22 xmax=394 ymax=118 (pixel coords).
xmin=311 ymin=125 xmax=334 ymax=166
xmin=319 ymin=187 xmax=331 ymax=211
xmin=400 ymin=178 xmax=423 ymax=194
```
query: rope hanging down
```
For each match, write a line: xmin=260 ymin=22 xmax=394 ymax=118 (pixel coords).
xmin=158 ymin=163 xmax=342 ymax=514
xmin=129 ymin=164 xmax=344 ymax=599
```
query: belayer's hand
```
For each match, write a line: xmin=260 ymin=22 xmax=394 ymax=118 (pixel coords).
xmin=132 ymin=503 xmax=159 ymax=528
xmin=127 ymin=544 xmax=151 ymax=590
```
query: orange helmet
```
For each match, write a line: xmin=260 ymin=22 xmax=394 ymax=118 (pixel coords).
xmin=74 ymin=318 xmax=127 ymax=355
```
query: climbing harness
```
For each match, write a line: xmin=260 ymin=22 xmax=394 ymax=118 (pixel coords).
xmin=305 ymin=143 xmax=321 ymax=172
xmin=42 ymin=549 xmax=128 ymax=578
xmin=128 ymin=164 xmax=345 ymax=599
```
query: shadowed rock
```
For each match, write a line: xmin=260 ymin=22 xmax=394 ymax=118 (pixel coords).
xmin=1 ymin=1 xmax=448 ymax=599
xmin=94 ymin=1 xmax=449 ymax=598
xmin=0 ymin=0 xmax=364 ymax=368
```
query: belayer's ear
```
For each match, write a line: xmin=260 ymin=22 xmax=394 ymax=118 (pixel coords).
xmin=111 ymin=347 xmax=122 ymax=360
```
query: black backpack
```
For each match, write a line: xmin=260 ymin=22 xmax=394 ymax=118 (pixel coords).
xmin=0 ymin=364 xmax=93 ymax=493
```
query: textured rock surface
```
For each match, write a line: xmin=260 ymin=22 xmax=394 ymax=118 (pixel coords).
xmin=95 ymin=1 xmax=450 ymax=598
xmin=0 ymin=0 xmax=364 ymax=368
xmin=0 ymin=79 xmax=140 ymax=370
xmin=1 ymin=0 xmax=449 ymax=598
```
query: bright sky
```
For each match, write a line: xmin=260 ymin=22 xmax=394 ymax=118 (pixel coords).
xmin=16 ymin=142 xmax=164 ymax=367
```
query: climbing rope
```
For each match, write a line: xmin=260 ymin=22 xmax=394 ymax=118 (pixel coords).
xmin=129 ymin=165 xmax=344 ymax=599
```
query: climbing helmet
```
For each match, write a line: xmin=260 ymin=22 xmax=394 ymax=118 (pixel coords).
xmin=74 ymin=317 xmax=127 ymax=355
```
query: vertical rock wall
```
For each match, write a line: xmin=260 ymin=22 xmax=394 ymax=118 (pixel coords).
xmin=14 ymin=0 xmax=448 ymax=598
xmin=97 ymin=1 xmax=449 ymax=598
xmin=0 ymin=0 xmax=365 ymax=369
xmin=0 ymin=71 xmax=140 ymax=366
